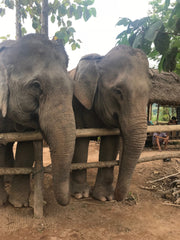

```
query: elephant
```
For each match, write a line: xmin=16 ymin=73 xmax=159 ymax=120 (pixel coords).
xmin=69 ymin=45 xmax=150 ymax=201
xmin=0 ymin=34 xmax=76 ymax=207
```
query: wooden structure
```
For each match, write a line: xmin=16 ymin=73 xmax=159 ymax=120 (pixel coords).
xmin=149 ymin=69 xmax=180 ymax=106
xmin=148 ymin=69 xmax=180 ymax=124
xmin=0 ymin=125 xmax=180 ymax=217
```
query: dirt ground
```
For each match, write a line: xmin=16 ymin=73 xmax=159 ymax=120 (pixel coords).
xmin=0 ymin=142 xmax=180 ymax=240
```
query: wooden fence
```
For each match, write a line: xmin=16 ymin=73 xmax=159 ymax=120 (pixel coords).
xmin=0 ymin=124 xmax=180 ymax=218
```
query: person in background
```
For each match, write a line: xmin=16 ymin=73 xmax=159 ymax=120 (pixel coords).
xmin=153 ymin=132 xmax=169 ymax=152
xmin=145 ymin=120 xmax=154 ymax=148
xmin=168 ymin=116 xmax=177 ymax=125
xmin=147 ymin=120 xmax=154 ymax=126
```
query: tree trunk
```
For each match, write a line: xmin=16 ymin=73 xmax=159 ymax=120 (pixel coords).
xmin=16 ymin=0 xmax=21 ymax=39
xmin=41 ymin=0 xmax=49 ymax=38
xmin=177 ymin=107 xmax=180 ymax=124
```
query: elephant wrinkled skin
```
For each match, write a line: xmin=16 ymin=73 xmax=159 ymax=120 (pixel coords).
xmin=0 ymin=34 xmax=76 ymax=207
xmin=70 ymin=45 xmax=150 ymax=201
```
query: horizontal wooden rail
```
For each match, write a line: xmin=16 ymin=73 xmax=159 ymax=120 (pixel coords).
xmin=0 ymin=125 xmax=180 ymax=144
xmin=147 ymin=125 xmax=180 ymax=133
xmin=169 ymin=139 xmax=180 ymax=143
xmin=0 ymin=125 xmax=179 ymax=175
xmin=0 ymin=129 xmax=121 ymax=144
xmin=138 ymin=151 xmax=180 ymax=163
xmin=0 ymin=131 xmax=42 ymax=144
xmin=45 ymin=151 xmax=180 ymax=171
xmin=1 ymin=151 xmax=179 ymax=175
xmin=0 ymin=167 xmax=33 ymax=175
xmin=76 ymin=128 xmax=120 ymax=137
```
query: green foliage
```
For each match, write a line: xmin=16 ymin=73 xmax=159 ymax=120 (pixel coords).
xmin=0 ymin=0 xmax=96 ymax=50
xmin=151 ymin=104 xmax=177 ymax=122
xmin=0 ymin=7 xmax=5 ymax=16
xmin=48 ymin=0 xmax=96 ymax=50
xmin=116 ymin=0 xmax=180 ymax=74
xmin=154 ymin=31 xmax=170 ymax=54
xmin=0 ymin=34 xmax=10 ymax=40
xmin=5 ymin=0 xmax=14 ymax=9
xmin=160 ymin=106 xmax=170 ymax=121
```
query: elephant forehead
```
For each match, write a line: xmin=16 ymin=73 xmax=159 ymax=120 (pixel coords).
xmin=102 ymin=69 xmax=147 ymax=86
xmin=5 ymin=53 xmax=63 ymax=84
xmin=101 ymin=57 xmax=148 ymax=75
xmin=7 ymin=64 xmax=41 ymax=84
xmin=100 ymin=45 xmax=149 ymax=77
xmin=105 ymin=45 xmax=149 ymax=66
xmin=6 ymin=50 xmax=48 ymax=70
xmin=3 ymin=38 xmax=58 ymax=68
xmin=101 ymin=71 xmax=150 ymax=100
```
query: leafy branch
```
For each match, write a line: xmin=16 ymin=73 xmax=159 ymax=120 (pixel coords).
xmin=116 ymin=0 xmax=180 ymax=74
xmin=0 ymin=0 xmax=96 ymax=50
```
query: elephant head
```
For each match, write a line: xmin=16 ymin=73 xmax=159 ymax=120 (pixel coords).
xmin=73 ymin=45 xmax=150 ymax=201
xmin=0 ymin=34 xmax=76 ymax=205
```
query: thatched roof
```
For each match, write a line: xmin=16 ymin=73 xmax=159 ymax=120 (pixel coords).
xmin=149 ymin=69 xmax=180 ymax=106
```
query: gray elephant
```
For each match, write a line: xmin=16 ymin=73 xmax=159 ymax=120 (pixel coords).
xmin=0 ymin=34 xmax=76 ymax=207
xmin=70 ymin=45 xmax=150 ymax=201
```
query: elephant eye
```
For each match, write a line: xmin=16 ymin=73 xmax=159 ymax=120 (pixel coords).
xmin=32 ymin=80 xmax=41 ymax=89
xmin=29 ymin=79 xmax=42 ymax=95
xmin=113 ymin=88 xmax=123 ymax=100
xmin=30 ymin=79 xmax=41 ymax=88
xmin=33 ymin=82 xmax=40 ymax=88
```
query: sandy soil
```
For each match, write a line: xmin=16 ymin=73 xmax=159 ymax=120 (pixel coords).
xmin=0 ymin=142 xmax=180 ymax=240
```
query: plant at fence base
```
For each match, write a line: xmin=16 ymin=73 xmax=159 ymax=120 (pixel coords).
xmin=0 ymin=0 xmax=96 ymax=50
xmin=116 ymin=0 xmax=180 ymax=74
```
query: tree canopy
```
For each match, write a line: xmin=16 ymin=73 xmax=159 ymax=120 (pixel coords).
xmin=0 ymin=0 xmax=96 ymax=50
xmin=116 ymin=0 xmax=180 ymax=74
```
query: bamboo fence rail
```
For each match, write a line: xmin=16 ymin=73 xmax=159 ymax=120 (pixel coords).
xmin=0 ymin=124 xmax=180 ymax=144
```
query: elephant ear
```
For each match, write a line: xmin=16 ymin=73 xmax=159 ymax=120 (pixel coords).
xmin=0 ymin=41 xmax=15 ymax=117
xmin=0 ymin=63 xmax=8 ymax=117
xmin=73 ymin=54 xmax=101 ymax=110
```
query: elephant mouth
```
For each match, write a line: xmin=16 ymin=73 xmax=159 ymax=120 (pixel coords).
xmin=112 ymin=113 xmax=119 ymax=126
xmin=95 ymin=100 xmax=119 ymax=128
xmin=15 ymin=114 xmax=39 ymax=130
xmin=14 ymin=123 xmax=34 ymax=132
xmin=101 ymin=112 xmax=119 ymax=128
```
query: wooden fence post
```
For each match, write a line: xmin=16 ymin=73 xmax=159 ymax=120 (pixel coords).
xmin=33 ymin=140 xmax=44 ymax=218
xmin=177 ymin=107 xmax=180 ymax=124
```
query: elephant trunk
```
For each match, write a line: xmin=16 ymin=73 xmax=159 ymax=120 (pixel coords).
xmin=39 ymin=97 xmax=76 ymax=205
xmin=114 ymin=114 xmax=147 ymax=201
